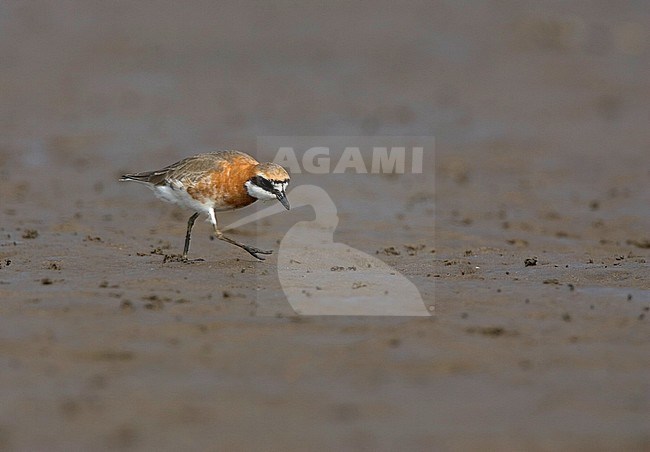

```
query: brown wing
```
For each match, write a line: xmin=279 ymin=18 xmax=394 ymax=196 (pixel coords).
xmin=121 ymin=151 xmax=258 ymax=186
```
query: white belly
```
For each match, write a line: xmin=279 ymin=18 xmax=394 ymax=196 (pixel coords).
xmin=153 ymin=185 xmax=213 ymax=214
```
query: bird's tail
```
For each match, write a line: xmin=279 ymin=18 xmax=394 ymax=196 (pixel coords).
xmin=119 ymin=172 xmax=154 ymax=184
xmin=119 ymin=168 xmax=170 ymax=185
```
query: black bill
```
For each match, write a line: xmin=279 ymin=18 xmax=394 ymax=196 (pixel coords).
xmin=276 ymin=191 xmax=290 ymax=210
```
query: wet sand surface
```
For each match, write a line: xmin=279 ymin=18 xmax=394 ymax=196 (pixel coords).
xmin=1 ymin=2 xmax=649 ymax=450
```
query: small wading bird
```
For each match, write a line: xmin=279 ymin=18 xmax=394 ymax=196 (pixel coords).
xmin=120 ymin=150 xmax=290 ymax=260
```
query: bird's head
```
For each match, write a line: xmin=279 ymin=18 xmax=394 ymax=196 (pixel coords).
xmin=245 ymin=163 xmax=290 ymax=210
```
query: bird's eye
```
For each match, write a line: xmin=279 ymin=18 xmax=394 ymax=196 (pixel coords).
xmin=253 ymin=176 xmax=273 ymax=191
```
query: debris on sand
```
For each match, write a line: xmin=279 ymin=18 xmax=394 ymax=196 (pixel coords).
xmin=465 ymin=326 xmax=516 ymax=337
xmin=404 ymin=244 xmax=426 ymax=255
xmin=22 ymin=229 xmax=39 ymax=239
xmin=378 ymin=246 xmax=401 ymax=256
xmin=524 ymin=257 xmax=538 ymax=267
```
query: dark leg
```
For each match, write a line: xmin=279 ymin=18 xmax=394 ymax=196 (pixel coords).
xmin=210 ymin=212 xmax=273 ymax=260
xmin=214 ymin=230 xmax=274 ymax=260
xmin=183 ymin=212 xmax=200 ymax=259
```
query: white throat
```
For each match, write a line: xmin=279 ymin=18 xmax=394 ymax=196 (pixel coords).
xmin=245 ymin=180 xmax=277 ymax=201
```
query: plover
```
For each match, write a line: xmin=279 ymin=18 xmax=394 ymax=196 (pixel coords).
xmin=120 ymin=150 xmax=290 ymax=260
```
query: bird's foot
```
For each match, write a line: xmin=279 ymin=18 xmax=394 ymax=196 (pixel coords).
xmin=162 ymin=254 xmax=205 ymax=264
xmin=242 ymin=246 xmax=273 ymax=261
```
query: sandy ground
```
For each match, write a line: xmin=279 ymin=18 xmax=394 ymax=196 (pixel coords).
xmin=1 ymin=2 xmax=649 ymax=450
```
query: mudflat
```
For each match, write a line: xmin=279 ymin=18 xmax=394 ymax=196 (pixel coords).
xmin=0 ymin=2 xmax=648 ymax=450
